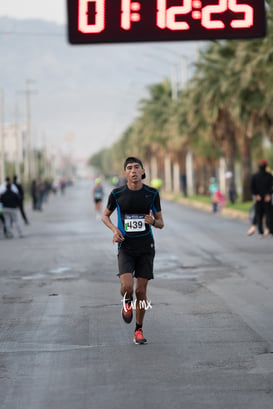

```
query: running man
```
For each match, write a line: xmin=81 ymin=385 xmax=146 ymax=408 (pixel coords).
xmin=92 ymin=178 xmax=104 ymax=219
xmin=102 ymin=157 xmax=164 ymax=344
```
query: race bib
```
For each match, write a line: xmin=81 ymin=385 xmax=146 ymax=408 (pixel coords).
xmin=124 ymin=214 xmax=145 ymax=232
xmin=94 ymin=191 xmax=102 ymax=199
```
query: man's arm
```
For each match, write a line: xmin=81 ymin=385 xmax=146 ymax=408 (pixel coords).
xmin=154 ymin=211 xmax=164 ymax=229
xmin=144 ymin=211 xmax=164 ymax=229
xmin=102 ymin=208 xmax=124 ymax=243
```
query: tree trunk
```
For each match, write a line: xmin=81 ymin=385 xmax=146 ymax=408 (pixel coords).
xmin=239 ymin=133 xmax=252 ymax=202
xmin=164 ymin=153 xmax=172 ymax=192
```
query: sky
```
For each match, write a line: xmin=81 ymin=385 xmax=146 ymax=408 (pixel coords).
xmin=0 ymin=0 xmax=66 ymax=25
xmin=0 ymin=1 xmax=200 ymax=160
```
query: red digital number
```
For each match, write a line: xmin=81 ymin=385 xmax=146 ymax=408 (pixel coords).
xmin=202 ymin=0 xmax=254 ymax=30
xmin=229 ymin=0 xmax=254 ymax=28
xmin=157 ymin=0 xmax=192 ymax=31
xmin=70 ymin=0 xmax=262 ymax=44
xmin=201 ymin=0 xmax=228 ymax=29
xmin=121 ymin=0 xmax=141 ymax=30
xmin=78 ymin=0 xmax=105 ymax=33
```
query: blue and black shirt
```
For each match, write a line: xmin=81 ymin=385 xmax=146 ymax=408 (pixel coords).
xmin=107 ymin=184 xmax=161 ymax=250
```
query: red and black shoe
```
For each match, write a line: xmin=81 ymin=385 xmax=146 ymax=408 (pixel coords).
xmin=133 ymin=328 xmax=147 ymax=345
xmin=121 ymin=302 xmax=133 ymax=324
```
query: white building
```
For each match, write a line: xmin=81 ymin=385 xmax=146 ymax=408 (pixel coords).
xmin=3 ymin=123 xmax=26 ymax=164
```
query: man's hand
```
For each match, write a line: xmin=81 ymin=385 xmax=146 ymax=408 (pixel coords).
xmin=112 ymin=228 xmax=124 ymax=244
xmin=145 ymin=210 xmax=155 ymax=226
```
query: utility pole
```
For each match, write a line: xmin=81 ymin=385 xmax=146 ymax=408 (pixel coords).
xmin=0 ymin=89 xmax=5 ymax=182
xmin=14 ymin=98 xmax=20 ymax=178
xmin=18 ymin=80 xmax=37 ymax=183
xmin=180 ymin=55 xmax=188 ymax=90
xmin=171 ymin=64 xmax=178 ymax=101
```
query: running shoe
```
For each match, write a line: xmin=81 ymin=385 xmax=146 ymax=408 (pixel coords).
xmin=121 ymin=303 xmax=133 ymax=324
xmin=133 ymin=328 xmax=147 ymax=344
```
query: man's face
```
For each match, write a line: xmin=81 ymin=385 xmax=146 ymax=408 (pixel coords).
xmin=124 ymin=162 xmax=145 ymax=182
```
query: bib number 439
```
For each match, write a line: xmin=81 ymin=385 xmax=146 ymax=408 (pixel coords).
xmin=124 ymin=214 xmax=146 ymax=232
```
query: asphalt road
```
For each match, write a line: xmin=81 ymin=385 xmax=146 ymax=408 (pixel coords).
xmin=0 ymin=181 xmax=273 ymax=409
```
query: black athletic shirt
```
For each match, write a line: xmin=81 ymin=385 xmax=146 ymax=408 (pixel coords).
xmin=107 ymin=184 xmax=161 ymax=250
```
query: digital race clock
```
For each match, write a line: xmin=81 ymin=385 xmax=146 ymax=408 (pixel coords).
xmin=67 ymin=0 xmax=266 ymax=44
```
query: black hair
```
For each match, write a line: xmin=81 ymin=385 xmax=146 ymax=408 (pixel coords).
xmin=123 ymin=157 xmax=146 ymax=179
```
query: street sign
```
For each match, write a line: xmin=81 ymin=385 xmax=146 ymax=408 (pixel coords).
xmin=67 ymin=0 xmax=266 ymax=45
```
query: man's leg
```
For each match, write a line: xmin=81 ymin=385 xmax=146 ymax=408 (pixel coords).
xmin=133 ymin=278 xmax=148 ymax=344
xmin=3 ymin=209 xmax=13 ymax=237
xmin=120 ymin=273 xmax=134 ymax=299
xmin=11 ymin=209 xmax=23 ymax=237
xmin=135 ymin=277 xmax=148 ymax=327
xmin=255 ymin=201 xmax=264 ymax=234
xmin=19 ymin=200 xmax=29 ymax=224
xmin=264 ymin=201 xmax=271 ymax=235
xmin=0 ymin=214 xmax=7 ymax=236
xmin=120 ymin=273 xmax=134 ymax=324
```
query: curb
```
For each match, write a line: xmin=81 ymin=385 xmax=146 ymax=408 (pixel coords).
xmin=162 ymin=193 xmax=249 ymax=222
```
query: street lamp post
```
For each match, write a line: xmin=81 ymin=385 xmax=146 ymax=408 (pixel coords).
xmin=14 ymin=98 xmax=21 ymax=178
xmin=0 ymin=89 xmax=5 ymax=182
xmin=18 ymin=80 xmax=37 ymax=183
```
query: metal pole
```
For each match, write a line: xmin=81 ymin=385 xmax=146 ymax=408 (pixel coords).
xmin=14 ymin=98 xmax=20 ymax=178
xmin=173 ymin=161 xmax=180 ymax=193
xmin=24 ymin=80 xmax=31 ymax=182
xmin=186 ymin=151 xmax=194 ymax=196
xmin=181 ymin=55 xmax=188 ymax=89
xmin=18 ymin=80 xmax=37 ymax=183
xmin=171 ymin=64 xmax=178 ymax=101
xmin=0 ymin=89 xmax=5 ymax=181
xmin=164 ymin=153 xmax=172 ymax=192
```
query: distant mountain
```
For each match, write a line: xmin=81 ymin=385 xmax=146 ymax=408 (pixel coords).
xmin=0 ymin=17 xmax=200 ymax=157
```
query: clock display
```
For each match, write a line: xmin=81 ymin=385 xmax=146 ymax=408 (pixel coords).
xmin=67 ymin=0 xmax=266 ymax=44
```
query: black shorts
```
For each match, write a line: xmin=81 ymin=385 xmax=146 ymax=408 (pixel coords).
xmin=94 ymin=198 xmax=102 ymax=203
xmin=117 ymin=246 xmax=155 ymax=280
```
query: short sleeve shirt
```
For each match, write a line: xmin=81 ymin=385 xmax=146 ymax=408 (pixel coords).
xmin=107 ymin=184 xmax=161 ymax=249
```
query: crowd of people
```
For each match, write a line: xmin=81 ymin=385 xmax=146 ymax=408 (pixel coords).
xmin=0 ymin=176 xmax=69 ymax=239
xmin=208 ymin=159 xmax=273 ymax=236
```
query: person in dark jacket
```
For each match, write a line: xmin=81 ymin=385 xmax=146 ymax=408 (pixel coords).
xmin=13 ymin=175 xmax=29 ymax=225
xmin=0 ymin=183 xmax=23 ymax=238
xmin=31 ymin=180 xmax=37 ymax=210
xmin=0 ymin=202 xmax=7 ymax=237
xmin=250 ymin=159 xmax=273 ymax=235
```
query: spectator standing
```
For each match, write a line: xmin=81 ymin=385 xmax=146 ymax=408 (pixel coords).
xmin=209 ymin=177 xmax=220 ymax=213
xmin=36 ymin=180 xmax=45 ymax=211
xmin=13 ymin=175 xmax=29 ymax=225
xmin=0 ymin=201 xmax=7 ymax=237
xmin=0 ymin=183 xmax=23 ymax=238
xmin=0 ymin=177 xmax=19 ymax=195
xmin=250 ymin=159 xmax=273 ymax=236
xmin=60 ymin=179 xmax=66 ymax=195
xmin=225 ymin=171 xmax=237 ymax=204
xmin=31 ymin=180 xmax=37 ymax=210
